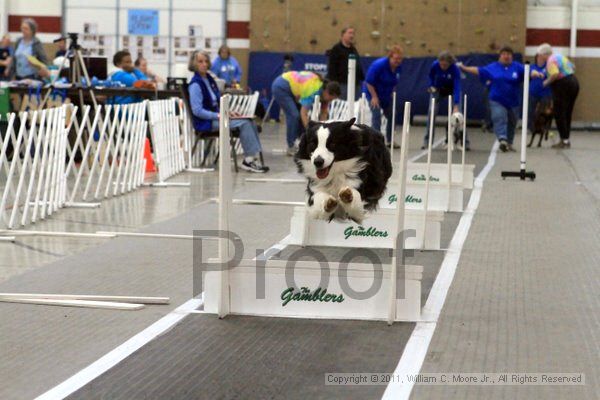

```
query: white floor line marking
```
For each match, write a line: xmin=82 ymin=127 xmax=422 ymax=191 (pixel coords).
xmin=382 ymin=140 xmax=499 ymax=400
xmin=35 ymin=233 xmax=291 ymax=400
xmin=409 ymin=138 xmax=445 ymax=162
xmin=35 ymin=297 xmax=204 ymax=400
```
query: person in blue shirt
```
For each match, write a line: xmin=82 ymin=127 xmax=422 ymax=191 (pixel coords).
xmin=211 ymin=45 xmax=242 ymax=87
xmin=11 ymin=18 xmax=50 ymax=80
xmin=528 ymin=53 xmax=552 ymax=132
xmin=109 ymin=50 xmax=148 ymax=104
xmin=188 ymin=50 xmax=268 ymax=173
xmin=363 ymin=45 xmax=403 ymax=147
xmin=459 ymin=46 xmax=543 ymax=152
xmin=423 ymin=51 xmax=469 ymax=150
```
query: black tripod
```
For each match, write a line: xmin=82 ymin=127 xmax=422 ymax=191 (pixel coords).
xmin=40 ymin=33 xmax=98 ymax=112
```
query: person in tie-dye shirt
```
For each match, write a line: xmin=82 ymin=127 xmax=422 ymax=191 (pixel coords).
xmin=271 ymin=71 xmax=341 ymax=155
xmin=537 ymin=43 xmax=579 ymax=148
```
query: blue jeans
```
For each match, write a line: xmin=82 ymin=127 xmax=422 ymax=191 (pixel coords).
xmin=371 ymin=102 xmax=393 ymax=142
xmin=424 ymin=92 xmax=469 ymax=146
xmin=212 ymin=119 xmax=261 ymax=156
xmin=272 ymin=76 xmax=303 ymax=147
xmin=489 ymin=100 xmax=518 ymax=144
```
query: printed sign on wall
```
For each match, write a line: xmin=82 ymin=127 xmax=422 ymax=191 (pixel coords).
xmin=128 ymin=9 xmax=159 ymax=35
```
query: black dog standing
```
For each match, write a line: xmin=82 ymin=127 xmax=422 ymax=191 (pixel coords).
xmin=294 ymin=118 xmax=392 ymax=223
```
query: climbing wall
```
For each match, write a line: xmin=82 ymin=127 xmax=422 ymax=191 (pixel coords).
xmin=250 ymin=0 xmax=526 ymax=56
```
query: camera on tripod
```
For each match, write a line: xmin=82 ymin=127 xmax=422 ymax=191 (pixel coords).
xmin=54 ymin=32 xmax=81 ymax=50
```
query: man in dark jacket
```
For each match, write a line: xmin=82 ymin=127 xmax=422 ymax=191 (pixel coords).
xmin=326 ymin=26 xmax=364 ymax=99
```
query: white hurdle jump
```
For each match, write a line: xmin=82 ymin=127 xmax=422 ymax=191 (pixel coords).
xmin=204 ymin=96 xmax=424 ymax=323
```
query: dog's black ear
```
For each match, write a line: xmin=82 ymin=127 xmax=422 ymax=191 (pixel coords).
xmin=307 ymin=120 xmax=319 ymax=131
xmin=343 ymin=117 xmax=356 ymax=128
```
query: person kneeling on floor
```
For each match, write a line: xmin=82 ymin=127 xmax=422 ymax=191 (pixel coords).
xmin=188 ymin=50 xmax=268 ymax=173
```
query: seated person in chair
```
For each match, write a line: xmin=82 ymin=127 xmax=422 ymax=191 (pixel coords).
xmin=109 ymin=50 xmax=153 ymax=104
xmin=188 ymin=50 xmax=268 ymax=173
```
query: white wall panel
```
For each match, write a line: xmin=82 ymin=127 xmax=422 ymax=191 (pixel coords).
xmin=227 ymin=0 xmax=250 ymax=21
xmin=9 ymin=0 xmax=61 ymax=15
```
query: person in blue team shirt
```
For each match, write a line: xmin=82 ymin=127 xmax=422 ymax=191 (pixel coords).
xmin=109 ymin=50 xmax=148 ymax=104
xmin=363 ymin=45 xmax=403 ymax=147
xmin=423 ymin=51 xmax=469 ymax=150
xmin=528 ymin=52 xmax=552 ymax=132
xmin=188 ymin=50 xmax=268 ymax=173
xmin=211 ymin=45 xmax=242 ymax=87
xmin=459 ymin=46 xmax=543 ymax=152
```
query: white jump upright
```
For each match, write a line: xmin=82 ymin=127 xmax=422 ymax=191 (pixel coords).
xmin=346 ymin=55 xmax=356 ymax=118
xmin=146 ymin=99 xmax=189 ymax=187
xmin=204 ymin=98 xmax=424 ymax=322
xmin=390 ymin=91 xmax=397 ymax=159
xmin=501 ymin=62 xmax=536 ymax=180
xmin=446 ymin=95 xmax=453 ymax=211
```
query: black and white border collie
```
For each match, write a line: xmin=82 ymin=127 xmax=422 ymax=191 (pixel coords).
xmin=294 ymin=118 xmax=392 ymax=223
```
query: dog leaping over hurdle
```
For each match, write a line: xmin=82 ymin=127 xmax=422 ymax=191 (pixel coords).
xmin=294 ymin=118 xmax=392 ymax=224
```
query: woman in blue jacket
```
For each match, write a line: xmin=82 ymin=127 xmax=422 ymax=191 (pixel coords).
xmin=188 ymin=50 xmax=268 ymax=173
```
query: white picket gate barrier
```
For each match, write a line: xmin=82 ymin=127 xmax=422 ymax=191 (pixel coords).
xmin=146 ymin=99 xmax=189 ymax=186
xmin=204 ymin=96 xmax=424 ymax=323
xmin=0 ymin=107 xmax=69 ymax=230
xmin=67 ymin=102 xmax=149 ymax=203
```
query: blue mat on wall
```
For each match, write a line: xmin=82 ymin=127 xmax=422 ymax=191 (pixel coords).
xmin=247 ymin=51 xmax=522 ymax=123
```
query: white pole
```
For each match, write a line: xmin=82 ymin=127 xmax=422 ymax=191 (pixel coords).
xmin=421 ymin=97 xmax=435 ymax=250
xmin=570 ymin=0 xmax=578 ymax=58
xmin=346 ymin=55 xmax=356 ymax=118
xmin=359 ymin=93 xmax=367 ymax=124
xmin=388 ymin=101 xmax=411 ymax=325
xmin=217 ymin=94 xmax=232 ymax=318
xmin=462 ymin=94 xmax=467 ymax=167
xmin=390 ymin=91 xmax=397 ymax=159
xmin=446 ymin=95 xmax=452 ymax=211
xmin=521 ymin=63 xmax=530 ymax=172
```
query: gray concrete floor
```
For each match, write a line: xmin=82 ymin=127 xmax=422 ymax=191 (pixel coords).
xmin=0 ymin=123 xmax=598 ymax=399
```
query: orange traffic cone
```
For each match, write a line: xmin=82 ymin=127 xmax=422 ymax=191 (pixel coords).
xmin=143 ymin=138 xmax=156 ymax=172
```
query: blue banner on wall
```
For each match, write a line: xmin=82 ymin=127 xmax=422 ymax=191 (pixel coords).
xmin=248 ymin=51 xmax=522 ymax=122
xmin=128 ymin=9 xmax=159 ymax=35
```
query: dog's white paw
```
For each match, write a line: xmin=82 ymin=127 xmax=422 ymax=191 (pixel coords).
xmin=308 ymin=193 xmax=338 ymax=220
xmin=338 ymin=187 xmax=365 ymax=222
xmin=338 ymin=187 xmax=353 ymax=204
